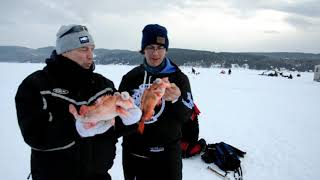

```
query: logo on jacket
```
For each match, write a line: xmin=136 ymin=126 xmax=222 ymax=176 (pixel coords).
xmin=53 ymin=88 xmax=69 ymax=95
xmin=132 ymin=84 xmax=165 ymax=124
xmin=182 ymin=92 xmax=194 ymax=109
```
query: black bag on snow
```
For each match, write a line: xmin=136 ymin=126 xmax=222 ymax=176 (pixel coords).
xmin=201 ymin=142 xmax=246 ymax=179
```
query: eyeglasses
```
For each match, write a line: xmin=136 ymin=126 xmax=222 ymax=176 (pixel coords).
xmin=59 ymin=25 xmax=88 ymax=38
xmin=145 ymin=45 xmax=166 ymax=53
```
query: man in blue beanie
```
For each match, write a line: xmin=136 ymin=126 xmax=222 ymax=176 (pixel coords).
xmin=118 ymin=24 xmax=194 ymax=180
xmin=15 ymin=24 xmax=141 ymax=180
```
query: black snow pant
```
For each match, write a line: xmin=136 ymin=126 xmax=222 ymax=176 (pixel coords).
xmin=122 ymin=143 xmax=182 ymax=180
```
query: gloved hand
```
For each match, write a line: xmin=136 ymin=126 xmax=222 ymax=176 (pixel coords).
xmin=76 ymin=119 xmax=113 ymax=137
xmin=118 ymin=103 xmax=142 ymax=125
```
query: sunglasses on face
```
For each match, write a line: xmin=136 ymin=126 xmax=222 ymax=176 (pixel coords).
xmin=59 ymin=25 xmax=88 ymax=38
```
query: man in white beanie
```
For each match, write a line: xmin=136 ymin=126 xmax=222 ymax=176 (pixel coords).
xmin=15 ymin=24 xmax=141 ymax=180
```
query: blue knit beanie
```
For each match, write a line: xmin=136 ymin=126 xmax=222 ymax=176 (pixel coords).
xmin=140 ymin=24 xmax=169 ymax=53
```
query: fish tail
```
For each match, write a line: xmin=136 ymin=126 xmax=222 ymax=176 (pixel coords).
xmin=137 ymin=120 xmax=145 ymax=134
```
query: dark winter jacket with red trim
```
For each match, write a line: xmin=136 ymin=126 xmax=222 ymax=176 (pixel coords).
xmin=118 ymin=58 xmax=194 ymax=155
xmin=15 ymin=51 xmax=118 ymax=180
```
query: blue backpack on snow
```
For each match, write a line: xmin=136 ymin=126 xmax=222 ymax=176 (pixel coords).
xmin=201 ymin=142 xmax=246 ymax=180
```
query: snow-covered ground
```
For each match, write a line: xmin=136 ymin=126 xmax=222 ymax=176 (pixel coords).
xmin=1 ymin=62 xmax=320 ymax=180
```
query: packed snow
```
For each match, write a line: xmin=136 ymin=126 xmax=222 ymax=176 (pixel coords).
xmin=1 ymin=62 xmax=320 ymax=180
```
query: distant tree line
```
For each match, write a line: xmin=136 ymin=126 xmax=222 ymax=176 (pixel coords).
xmin=1 ymin=46 xmax=319 ymax=72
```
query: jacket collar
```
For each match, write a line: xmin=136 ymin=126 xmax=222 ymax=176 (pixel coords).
xmin=45 ymin=50 xmax=94 ymax=77
xmin=143 ymin=57 xmax=178 ymax=75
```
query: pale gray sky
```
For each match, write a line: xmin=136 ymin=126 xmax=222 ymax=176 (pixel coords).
xmin=0 ymin=0 xmax=319 ymax=53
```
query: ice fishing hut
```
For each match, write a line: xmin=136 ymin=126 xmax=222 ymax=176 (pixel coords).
xmin=314 ymin=65 xmax=320 ymax=82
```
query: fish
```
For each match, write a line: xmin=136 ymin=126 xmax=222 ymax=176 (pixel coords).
xmin=138 ymin=77 xmax=171 ymax=134
xmin=69 ymin=91 xmax=134 ymax=128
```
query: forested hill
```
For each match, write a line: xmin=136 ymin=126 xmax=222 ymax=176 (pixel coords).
xmin=1 ymin=46 xmax=319 ymax=72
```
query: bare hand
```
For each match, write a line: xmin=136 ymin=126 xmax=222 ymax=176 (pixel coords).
xmin=163 ymin=83 xmax=181 ymax=102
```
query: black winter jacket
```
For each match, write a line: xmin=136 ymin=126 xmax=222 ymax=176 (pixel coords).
xmin=15 ymin=51 xmax=118 ymax=180
xmin=118 ymin=59 xmax=194 ymax=156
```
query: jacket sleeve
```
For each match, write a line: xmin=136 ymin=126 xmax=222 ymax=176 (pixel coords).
xmin=170 ymin=73 xmax=194 ymax=123
xmin=114 ymin=74 xmax=139 ymax=138
xmin=15 ymin=75 xmax=77 ymax=151
xmin=118 ymin=74 xmax=128 ymax=93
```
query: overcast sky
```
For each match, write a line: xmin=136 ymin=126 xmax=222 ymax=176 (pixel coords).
xmin=1 ymin=0 xmax=319 ymax=53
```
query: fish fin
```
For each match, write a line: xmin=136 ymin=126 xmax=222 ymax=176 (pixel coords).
xmin=69 ymin=104 xmax=79 ymax=118
xmin=116 ymin=106 xmax=128 ymax=116
xmin=79 ymin=105 xmax=89 ymax=115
